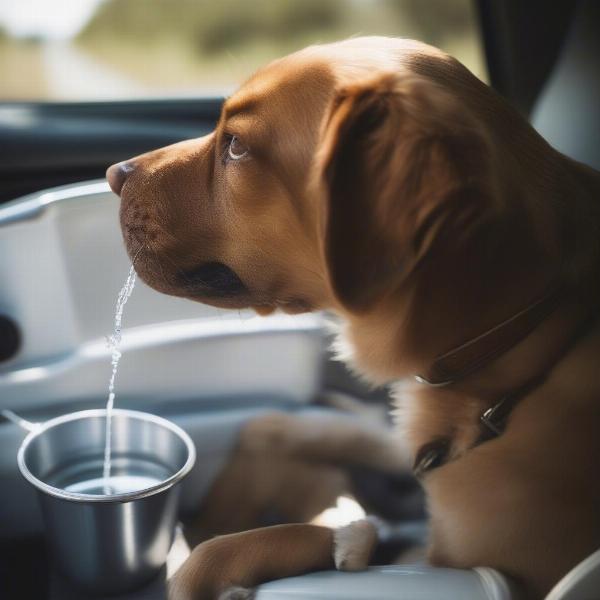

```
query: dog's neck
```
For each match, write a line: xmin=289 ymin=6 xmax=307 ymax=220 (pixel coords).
xmin=415 ymin=284 xmax=567 ymax=387
xmin=419 ymin=158 xmax=600 ymax=401
xmin=425 ymin=285 xmax=599 ymax=401
xmin=340 ymin=155 xmax=600 ymax=399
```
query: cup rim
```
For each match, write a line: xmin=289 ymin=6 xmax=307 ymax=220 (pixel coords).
xmin=17 ymin=408 xmax=196 ymax=503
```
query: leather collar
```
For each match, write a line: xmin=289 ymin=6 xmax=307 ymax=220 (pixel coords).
xmin=415 ymin=285 xmax=565 ymax=387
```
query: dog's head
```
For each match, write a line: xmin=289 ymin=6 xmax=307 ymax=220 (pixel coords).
xmin=109 ymin=37 xmax=524 ymax=377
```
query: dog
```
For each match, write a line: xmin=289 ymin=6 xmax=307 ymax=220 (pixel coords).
xmin=107 ymin=37 xmax=600 ymax=599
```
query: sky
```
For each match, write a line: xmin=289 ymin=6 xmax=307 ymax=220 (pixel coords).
xmin=0 ymin=0 xmax=103 ymax=39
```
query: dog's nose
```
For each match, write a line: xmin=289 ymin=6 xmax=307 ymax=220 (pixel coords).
xmin=106 ymin=161 xmax=135 ymax=196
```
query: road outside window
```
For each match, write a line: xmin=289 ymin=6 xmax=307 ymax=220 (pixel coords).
xmin=0 ymin=0 xmax=486 ymax=101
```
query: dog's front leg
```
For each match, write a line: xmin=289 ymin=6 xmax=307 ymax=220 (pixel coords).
xmin=169 ymin=520 xmax=378 ymax=600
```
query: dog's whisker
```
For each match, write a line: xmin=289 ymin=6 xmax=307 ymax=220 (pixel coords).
xmin=299 ymin=264 xmax=325 ymax=282
xmin=148 ymin=247 xmax=171 ymax=289
xmin=131 ymin=242 xmax=146 ymax=267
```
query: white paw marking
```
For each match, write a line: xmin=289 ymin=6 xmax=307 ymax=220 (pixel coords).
xmin=334 ymin=518 xmax=378 ymax=571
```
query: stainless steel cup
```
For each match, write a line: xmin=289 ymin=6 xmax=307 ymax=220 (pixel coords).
xmin=17 ymin=408 xmax=196 ymax=596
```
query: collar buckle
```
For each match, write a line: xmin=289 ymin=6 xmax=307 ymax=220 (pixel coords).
xmin=480 ymin=398 xmax=509 ymax=436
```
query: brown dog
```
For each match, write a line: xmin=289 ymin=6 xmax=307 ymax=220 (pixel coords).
xmin=107 ymin=37 xmax=600 ymax=599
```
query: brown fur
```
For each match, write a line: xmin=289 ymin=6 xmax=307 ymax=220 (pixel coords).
xmin=169 ymin=524 xmax=335 ymax=600
xmin=108 ymin=37 xmax=600 ymax=599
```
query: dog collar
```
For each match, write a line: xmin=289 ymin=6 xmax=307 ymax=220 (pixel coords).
xmin=415 ymin=285 xmax=565 ymax=387
xmin=413 ymin=300 xmax=599 ymax=479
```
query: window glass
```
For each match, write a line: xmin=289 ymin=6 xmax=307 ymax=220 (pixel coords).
xmin=0 ymin=0 xmax=486 ymax=101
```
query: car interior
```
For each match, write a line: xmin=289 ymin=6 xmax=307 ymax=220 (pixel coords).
xmin=1 ymin=1 xmax=599 ymax=598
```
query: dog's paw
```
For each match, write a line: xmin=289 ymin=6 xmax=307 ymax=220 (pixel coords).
xmin=218 ymin=586 xmax=255 ymax=600
xmin=333 ymin=518 xmax=378 ymax=571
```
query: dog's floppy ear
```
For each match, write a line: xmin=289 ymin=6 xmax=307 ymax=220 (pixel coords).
xmin=318 ymin=73 xmax=493 ymax=312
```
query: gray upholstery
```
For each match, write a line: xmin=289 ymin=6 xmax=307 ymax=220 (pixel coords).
xmin=255 ymin=565 xmax=516 ymax=600
xmin=532 ymin=0 xmax=600 ymax=170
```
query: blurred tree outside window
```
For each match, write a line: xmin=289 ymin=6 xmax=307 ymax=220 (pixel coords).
xmin=0 ymin=0 xmax=486 ymax=101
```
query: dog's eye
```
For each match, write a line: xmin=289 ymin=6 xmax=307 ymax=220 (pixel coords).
xmin=227 ymin=136 xmax=248 ymax=161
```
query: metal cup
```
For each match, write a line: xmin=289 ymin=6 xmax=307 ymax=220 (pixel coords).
xmin=17 ymin=408 xmax=196 ymax=596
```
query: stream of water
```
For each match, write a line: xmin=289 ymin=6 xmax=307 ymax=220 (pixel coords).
xmin=102 ymin=265 xmax=137 ymax=494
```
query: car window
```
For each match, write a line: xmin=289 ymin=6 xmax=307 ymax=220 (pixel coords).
xmin=0 ymin=0 xmax=486 ymax=101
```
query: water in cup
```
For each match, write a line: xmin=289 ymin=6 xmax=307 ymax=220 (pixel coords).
xmin=47 ymin=453 xmax=170 ymax=496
